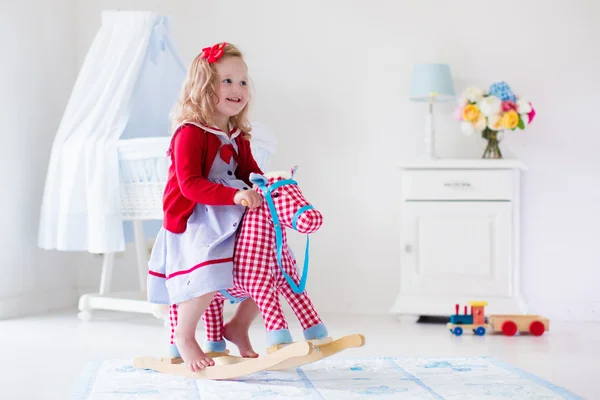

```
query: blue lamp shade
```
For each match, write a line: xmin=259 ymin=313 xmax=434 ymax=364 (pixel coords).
xmin=410 ymin=63 xmax=455 ymax=102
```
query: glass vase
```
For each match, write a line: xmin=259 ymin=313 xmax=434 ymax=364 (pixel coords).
xmin=482 ymin=130 xmax=502 ymax=159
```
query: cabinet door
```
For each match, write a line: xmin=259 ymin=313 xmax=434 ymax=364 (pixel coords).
xmin=400 ymin=201 xmax=512 ymax=297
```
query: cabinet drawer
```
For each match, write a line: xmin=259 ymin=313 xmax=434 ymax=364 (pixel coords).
xmin=402 ymin=169 xmax=514 ymax=200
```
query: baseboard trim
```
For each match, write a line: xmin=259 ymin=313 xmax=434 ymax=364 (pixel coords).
xmin=526 ymin=299 xmax=600 ymax=323
xmin=389 ymin=294 xmax=526 ymax=317
xmin=0 ymin=289 xmax=78 ymax=320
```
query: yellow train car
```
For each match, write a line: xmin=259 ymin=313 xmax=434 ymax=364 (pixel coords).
xmin=488 ymin=314 xmax=549 ymax=336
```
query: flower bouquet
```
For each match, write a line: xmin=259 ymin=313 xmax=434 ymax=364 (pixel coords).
xmin=453 ymin=81 xmax=535 ymax=159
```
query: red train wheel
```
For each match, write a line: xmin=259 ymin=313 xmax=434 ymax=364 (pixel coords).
xmin=529 ymin=321 xmax=545 ymax=336
xmin=501 ymin=321 xmax=517 ymax=336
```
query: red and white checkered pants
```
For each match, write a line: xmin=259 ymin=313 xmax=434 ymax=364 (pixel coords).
xmin=169 ymin=304 xmax=178 ymax=345
xmin=167 ymin=296 xmax=226 ymax=345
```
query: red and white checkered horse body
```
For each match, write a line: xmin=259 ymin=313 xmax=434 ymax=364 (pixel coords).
xmin=167 ymin=170 xmax=327 ymax=349
xmin=205 ymin=170 xmax=326 ymax=346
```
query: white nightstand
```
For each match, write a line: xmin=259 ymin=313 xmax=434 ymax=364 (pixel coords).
xmin=390 ymin=159 xmax=528 ymax=318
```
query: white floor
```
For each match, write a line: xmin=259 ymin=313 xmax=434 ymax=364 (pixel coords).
xmin=1 ymin=309 xmax=597 ymax=399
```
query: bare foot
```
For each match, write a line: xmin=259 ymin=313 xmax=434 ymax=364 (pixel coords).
xmin=224 ymin=322 xmax=259 ymax=358
xmin=174 ymin=333 xmax=215 ymax=372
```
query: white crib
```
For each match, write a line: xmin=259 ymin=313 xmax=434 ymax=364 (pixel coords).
xmin=78 ymin=137 xmax=172 ymax=320
xmin=78 ymin=133 xmax=274 ymax=320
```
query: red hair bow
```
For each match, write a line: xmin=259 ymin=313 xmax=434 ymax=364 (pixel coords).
xmin=201 ymin=42 xmax=227 ymax=63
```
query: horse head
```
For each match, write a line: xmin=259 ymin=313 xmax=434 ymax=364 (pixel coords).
xmin=249 ymin=167 xmax=322 ymax=234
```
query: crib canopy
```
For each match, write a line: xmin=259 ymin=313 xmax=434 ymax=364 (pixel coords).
xmin=38 ymin=11 xmax=186 ymax=253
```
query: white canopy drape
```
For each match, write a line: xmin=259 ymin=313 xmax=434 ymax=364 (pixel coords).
xmin=38 ymin=11 xmax=186 ymax=253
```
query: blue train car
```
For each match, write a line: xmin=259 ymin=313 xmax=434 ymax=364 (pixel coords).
xmin=449 ymin=314 xmax=473 ymax=325
xmin=447 ymin=302 xmax=489 ymax=336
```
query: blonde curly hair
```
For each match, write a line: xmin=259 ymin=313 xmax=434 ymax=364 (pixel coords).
xmin=170 ymin=42 xmax=252 ymax=138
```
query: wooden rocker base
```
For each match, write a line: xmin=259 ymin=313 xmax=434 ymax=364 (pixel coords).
xmin=266 ymin=334 xmax=365 ymax=370
xmin=133 ymin=341 xmax=313 ymax=380
xmin=133 ymin=333 xmax=365 ymax=380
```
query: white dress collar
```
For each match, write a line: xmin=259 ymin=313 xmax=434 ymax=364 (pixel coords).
xmin=181 ymin=121 xmax=241 ymax=140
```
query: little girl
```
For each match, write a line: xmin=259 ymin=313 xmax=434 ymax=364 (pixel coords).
xmin=147 ymin=42 xmax=263 ymax=372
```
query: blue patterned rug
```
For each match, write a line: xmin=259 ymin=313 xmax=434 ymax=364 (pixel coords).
xmin=73 ymin=356 xmax=583 ymax=399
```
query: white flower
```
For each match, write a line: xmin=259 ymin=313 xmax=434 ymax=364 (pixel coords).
xmin=517 ymin=99 xmax=532 ymax=114
xmin=460 ymin=121 xmax=476 ymax=136
xmin=487 ymin=115 xmax=503 ymax=130
xmin=463 ymin=87 xmax=485 ymax=103
xmin=520 ymin=114 xmax=529 ymax=127
xmin=474 ymin=114 xmax=487 ymax=131
xmin=478 ymin=95 xmax=502 ymax=117
xmin=457 ymin=96 xmax=469 ymax=106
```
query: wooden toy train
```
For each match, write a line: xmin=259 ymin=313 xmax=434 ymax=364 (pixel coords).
xmin=447 ymin=301 xmax=549 ymax=337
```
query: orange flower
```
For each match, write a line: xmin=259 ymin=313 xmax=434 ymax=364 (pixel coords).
xmin=462 ymin=104 xmax=480 ymax=122
xmin=501 ymin=110 xmax=519 ymax=130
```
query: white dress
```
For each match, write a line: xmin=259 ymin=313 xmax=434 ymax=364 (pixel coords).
xmin=147 ymin=131 xmax=250 ymax=305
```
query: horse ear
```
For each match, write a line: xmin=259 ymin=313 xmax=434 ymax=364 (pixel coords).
xmin=250 ymin=172 xmax=268 ymax=187
xmin=290 ymin=166 xmax=297 ymax=178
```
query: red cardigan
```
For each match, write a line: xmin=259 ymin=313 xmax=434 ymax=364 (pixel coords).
xmin=163 ymin=123 xmax=263 ymax=233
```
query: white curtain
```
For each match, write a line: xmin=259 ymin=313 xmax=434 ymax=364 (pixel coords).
xmin=38 ymin=11 xmax=186 ymax=253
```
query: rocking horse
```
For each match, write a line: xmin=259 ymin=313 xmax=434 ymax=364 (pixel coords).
xmin=134 ymin=168 xmax=365 ymax=379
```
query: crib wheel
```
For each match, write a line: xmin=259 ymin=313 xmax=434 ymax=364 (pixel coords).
xmin=78 ymin=310 xmax=93 ymax=321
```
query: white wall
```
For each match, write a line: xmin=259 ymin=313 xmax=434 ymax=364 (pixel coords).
xmin=73 ymin=0 xmax=600 ymax=321
xmin=0 ymin=0 xmax=84 ymax=318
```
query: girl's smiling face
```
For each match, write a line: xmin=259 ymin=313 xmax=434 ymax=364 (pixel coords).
xmin=214 ymin=56 xmax=249 ymax=126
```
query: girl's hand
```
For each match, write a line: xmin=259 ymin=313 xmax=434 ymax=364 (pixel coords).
xmin=234 ymin=190 xmax=263 ymax=209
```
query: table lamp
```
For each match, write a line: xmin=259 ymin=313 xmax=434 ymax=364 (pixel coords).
xmin=410 ymin=63 xmax=456 ymax=158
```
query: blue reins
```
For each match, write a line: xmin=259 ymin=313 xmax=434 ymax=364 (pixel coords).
xmin=258 ymin=179 xmax=312 ymax=294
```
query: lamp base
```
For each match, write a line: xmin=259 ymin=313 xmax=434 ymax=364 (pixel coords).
xmin=424 ymin=103 xmax=436 ymax=158
xmin=424 ymin=133 xmax=436 ymax=158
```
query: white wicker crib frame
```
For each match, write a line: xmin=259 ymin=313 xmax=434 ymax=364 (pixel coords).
xmin=78 ymin=137 xmax=171 ymax=321
xmin=119 ymin=183 xmax=166 ymax=220
xmin=117 ymin=136 xmax=171 ymax=220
